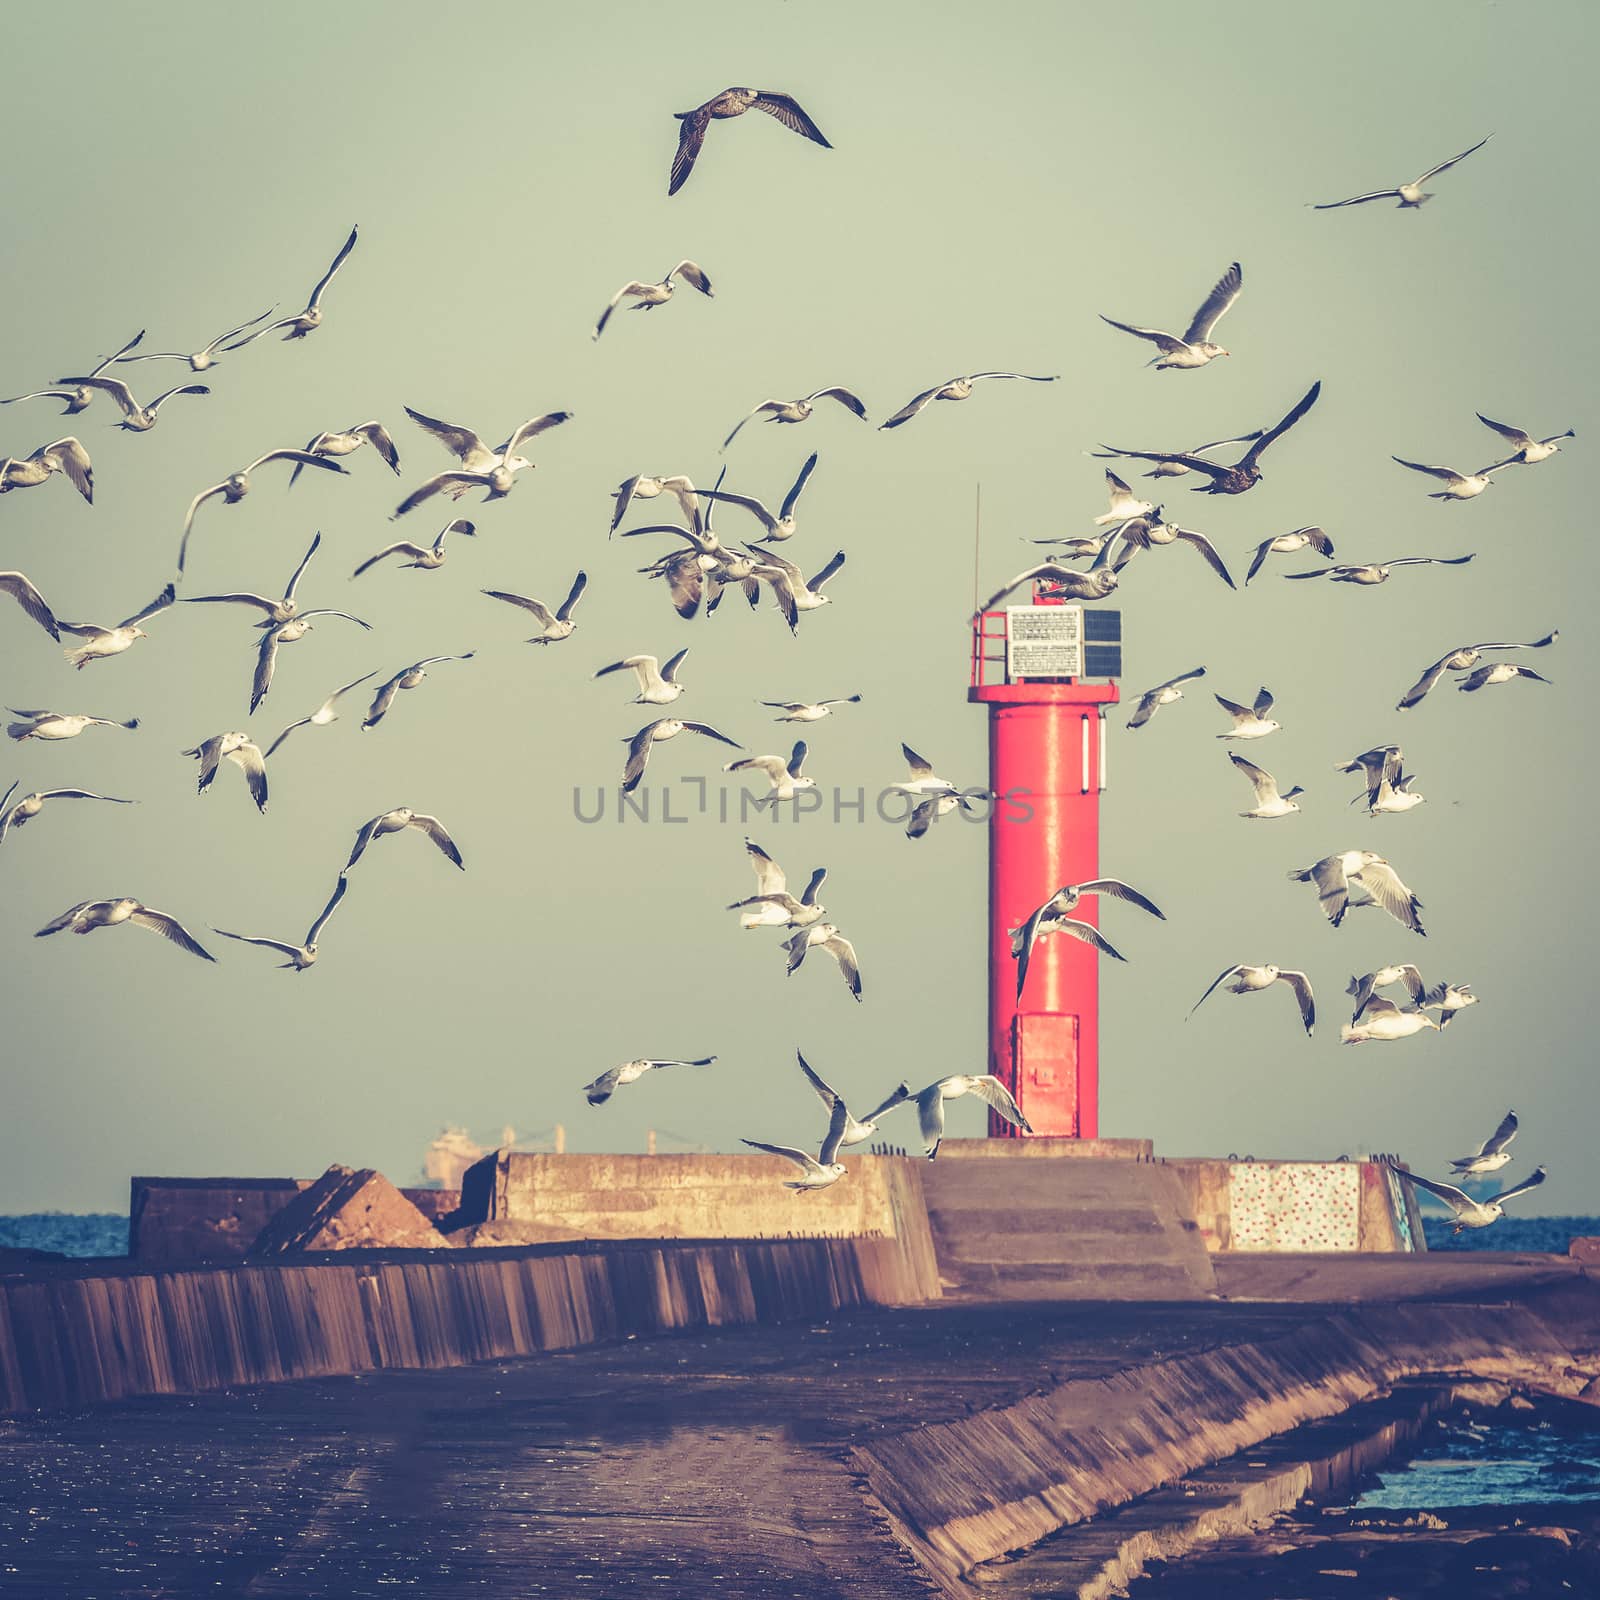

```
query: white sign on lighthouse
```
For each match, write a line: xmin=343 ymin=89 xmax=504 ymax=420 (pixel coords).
xmin=1005 ymin=605 xmax=1084 ymax=680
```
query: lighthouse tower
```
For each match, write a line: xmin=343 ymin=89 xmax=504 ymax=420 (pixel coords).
xmin=969 ymin=592 xmax=1122 ymax=1138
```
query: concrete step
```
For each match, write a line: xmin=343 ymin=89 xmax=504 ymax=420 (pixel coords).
xmin=937 ymin=1260 xmax=1214 ymax=1302
xmin=934 ymin=1228 xmax=1204 ymax=1267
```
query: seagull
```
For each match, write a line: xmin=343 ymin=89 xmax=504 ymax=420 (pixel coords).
xmin=352 ymin=519 xmax=476 ymax=577
xmin=667 ymin=87 xmax=830 ymax=196
xmin=1397 ymin=633 xmax=1558 ymax=710
xmin=289 ymin=421 xmax=401 ymax=484
xmin=394 ymin=409 xmax=572 ymax=516
xmin=179 ymin=451 xmax=348 ymax=572
xmin=483 ymin=573 xmax=588 ymax=643
xmin=1093 ymin=471 xmax=1155 ymax=525
xmin=1100 ymin=262 xmax=1242 ymax=370
xmin=1012 ymin=904 xmax=1127 ymax=1002
xmin=1475 ymin=413 xmax=1576 ymax=467
xmin=795 ymin=1052 xmax=913 ymax=1148
xmin=914 ymin=1075 xmax=1030 ymax=1159
xmin=35 ymin=898 xmax=215 ymax=961
xmin=346 ymin=808 xmax=464 ymax=870
xmin=584 ymin=1056 xmax=717 ymax=1106
xmin=1390 ymin=457 xmax=1508 ymax=501
xmin=1215 ymin=687 xmax=1280 ymax=740
xmin=6 ymin=709 xmax=138 ymax=742
xmin=1422 ymin=980 xmax=1478 ymax=1029
xmin=222 ymin=226 xmax=358 ymax=346
xmin=182 ymin=731 xmax=269 ymax=813
xmin=1244 ymin=527 xmax=1335 ymax=585
xmin=1384 ymin=1162 xmax=1547 ymax=1234
xmin=1190 ymin=964 xmax=1315 ymax=1036
xmin=1449 ymin=1110 xmax=1516 ymax=1175
xmin=1098 ymin=382 xmax=1322 ymax=496
xmin=1092 ymin=432 xmax=1264 ymax=479
xmin=761 ymin=694 xmax=861 ymax=722
xmin=1347 ymin=964 xmax=1426 ymax=1020
xmin=972 ymin=552 xmax=1118 ymax=616
xmin=1127 ymin=667 xmax=1205 ymax=729
xmin=783 ymin=922 xmax=862 ymax=1001
xmin=697 ymin=453 xmax=817 ymax=541
xmin=112 ymin=307 xmax=276 ymax=371
xmin=725 ymin=739 xmax=814 ymax=804
xmin=48 ymin=373 xmax=210 ymax=432
xmin=56 ymin=583 xmax=176 ymax=669
xmin=595 ymin=648 xmax=690 ymax=705
xmin=722 ymin=387 xmax=866 ymax=451
xmin=1341 ymin=995 xmax=1440 ymax=1044
xmin=0 ymin=437 xmax=94 ymax=502
xmin=0 ymin=781 xmax=135 ymax=847
xmin=891 ymin=744 xmax=989 ymax=839
xmin=362 ymin=654 xmax=476 ymax=730
xmin=880 ymin=372 xmax=1058 ymax=431
xmin=1363 ymin=764 xmax=1426 ymax=816
xmin=0 ymin=572 xmax=60 ymax=641
xmin=1112 ymin=516 xmax=1235 ymax=588
xmin=742 ymin=1097 xmax=851 ymax=1192
xmin=1284 ymin=554 xmax=1476 ymax=586
xmin=1289 ymin=851 xmax=1424 ymax=934
xmin=622 ymin=718 xmax=741 ymax=793
xmin=182 ymin=532 xmax=336 ymax=627
xmin=213 ymin=877 xmax=350 ymax=972
xmin=3 ymin=330 xmax=144 ymax=412
xmin=594 ymin=260 xmax=713 ymax=339
xmin=726 ymin=836 xmax=826 ymax=930
xmin=609 ymin=474 xmax=700 ymax=536
xmin=263 ymin=671 xmax=380 ymax=759
xmin=1336 ymin=746 xmax=1420 ymax=814
xmin=1312 ymin=137 xmax=1491 ymax=210
xmin=746 ymin=544 xmax=846 ymax=632
xmin=1459 ymin=662 xmax=1553 ymax=693
xmin=1230 ymin=753 xmax=1303 ymax=819
xmin=250 ymin=610 xmax=371 ymax=715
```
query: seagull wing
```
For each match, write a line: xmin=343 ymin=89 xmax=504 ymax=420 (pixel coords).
xmin=305 ymin=875 xmax=350 ymax=944
xmin=1074 ymin=880 xmax=1165 ymax=920
xmin=669 ymin=260 xmax=714 ymax=296
xmin=129 ymin=904 xmax=216 ymax=961
xmin=1099 ymin=315 xmax=1186 ymax=355
xmin=304 ymin=225 xmax=359 ymax=312
xmin=800 ymin=867 xmax=827 ymax=906
xmin=395 ymin=472 xmax=493 ymax=516
xmin=916 ymin=1087 xmax=946 ymax=1155
xmin=1183 ymin=263 xmax=1242 ymax=344
xmin=225 ymin=739 xmax=270 ymax=811
xmin=353 ymin=541 xmax=429 ymax=576
xmin=1253 ymin=686 xmax=1275 ymax=717
xmin=743 ymin=837 xmax=786 ymax=897
xmin=0 ymin=571 xmax=60 ymax=639
xmin=34 ymin=788 xmax=134 ymax=804
xmin=610 ymin=475 xmax=644 ymax=533
xmin=595 ymin=283 xmax=650 ymax=340
xmin=1480 ymin=1110 xmax=1519 ymax=1158
xmin=622 ymin=724 xmax=658 ymax=791
xmin=585 ymin=1067 xmax=625 ymax=1106
xmin=820 ymin=932 xmax=862 ymax=1000
xmin=1312 ymin=185 xmax=1403 ymax=209
xmin=403 ymin=406 xmax=489 ymax=464
xmin=1230 ymin=752 xmax=1282 ymax=805
xmin=1391 ymin=457 xmax=1460 ymax=481
xmin=1189 ymin=965 xmax=1245 ymax=1019
xmin=1276 ymin=970 xmax=1316 ymax=1036
xmin=878 ymin=383 xmax=946 ymax=430
xmin=1385 ymin=1163 xmax=1471 ymax=1214
xmin=968 ymin=1075 xmax=1031 ymax=1131
xmin=680 ymin=721 xmax=742 ymax=750
xmin=807 ymin=551 xmax=846 ymax=591
xmin=1352 ymin=857 xmax=1425 ymax=934
xmin=901 ymin=743 xmax=936 ymax=781
xmin=780 ymin=452 xmax=818 ymax=520
xmin=145 ymin=382 xmax=210 ymax=415
xmin=806 ymin=386 xmax=867 ymax=417
xmin=698 ymin=487 xmax=776 ymax=533
xmin=1240 ymin=382 xmax=1321 ymax=468
xmin=1489 ymin=1166 xmax=1547 ymax=1208
xmin=408 ymin=813 xmax=464 ymax=869
xmin=42 ymin=437 xmax=94 ymax=500
xmin=502 ymin=412 xmax=573 ymax=455
xmin=1126 ymin=690 xmax=1163 ymax=730
xmin=1397 ymin=654 xmax=1455 ymax=710
xmin=660 ymin=647 xmax=690 ymax=684
xmin=1396 ymin=963 xmax=1427 ymax=1004
xmin=212 ymin=930 xmax=302 ymax=957
xmin=1049 ymin=917 xmax=1126 ymax=961
xmin=741 ymin=1138 xmax=825 ymax=1176
xmin=722 ymin=402 xmax=785 ymax=451
xmin=751 ymin=92 xmax=831 ymax=147
xmin=1416 ymin=135 xmax=1491 ymax=184
xmin=1306 ymin=854 xmax=1351 ymax=925
xmin=1173 ymin=527 xmax=1236 ymax=588
xmin=795 ymin=1050 xmax=841 ymax=1112
xmin=1475 ymin=412 xmax=1534 ymax=451
xmin=817 ymin=1096 xmax=851 ymax=1166
xmin=251 ymin=630 xmax=281 ymax=715
xmin=668 ymin=108 xmax=711 ymax=197
xmin=555 ymin=571 xmax=589 ymax=622
xmin=121 ymin=583 xmax=177 ymax=629
xmin=726 ymin=753 xmax=791 ymax=782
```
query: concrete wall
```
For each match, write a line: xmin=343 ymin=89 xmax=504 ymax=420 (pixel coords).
xmin=0 ymin=1233 xmax=936 ymax=1416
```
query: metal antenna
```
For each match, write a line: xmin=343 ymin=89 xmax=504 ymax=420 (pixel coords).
xmin=972 ymin=482 xmax=982 ymax=615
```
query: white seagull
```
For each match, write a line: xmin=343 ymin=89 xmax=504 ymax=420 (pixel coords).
xmin=0 ymin=571 xmax=60 ymax=641
xmin=1244 ymin=526 xmax=1335 ymax=585
xmin=263 ymin=671 xmax=380 ymax=758
xmin=621 ymin=718 xmax=741 ymax=793
xmin=697 ymin=452 xmax=817 ymax=541
xmin=1459 ymin=662 xmax=1552 ymax=693
xmin=609 ymin=473 xmax=700 ymax=536
xmin=249 ymin=609 xmax=371 ymax=716
xmin=179 ymin=450 xmax=348 ymax=572
xmin=1341 ymin=995 xmax=1440 ymax=1044
xmin=1449 ymin=1110 xmax=1517 ymax=1176
xmin=726 ymin=836 xmax=826 ymax=930
xmin=213 ymin=877 xmax=350 ymax=972
xmin=795 ymin=1052 xmax=913 ymax=1149
xmin=747 ymin=544 xmax=846 ymax=632
xmin=113 ymin=307 xmax=275 ymax=371
xmin=880 ymin=372 xmax=1058 ymax=431
xmin=1476 ymin=413 xmax=1576 ymax=468
xmin=289 ymin=420 xmax=400 ymax=484
xmin=722 ymin=386 xmax=867 ymax=451
xmin=346 ymin=808 xmax=464 ymax=870
xmin=1127 ymin=667 xmax=1206 ymax=729
xmin=6 ymin=709 xmax=138 ymax=742
xmin=1390 ymin=456 xmax=1507 ymax=501
xmin=1012 ymin=901 xmax=1128 ymax=1001
xmin=783 ymin=922 xmax=862 ymax=1001
xmin=914 ymin=1075 xmax=1031 ymax=1159
xmin=595 ymin=648 xmax=690 ymax=705
xmin=668 ymin=87 xmax=831 ymax=196
xmin=973 ymin=553 xmax=1118 ymax=616
xmin=725 ymin=739 xmax=815 ymax=804
xmin=182 ymin=532 xmax=340 ymax=628
xmin=1312 ymin=137 xmax=1491 ymax=210
xmin=1289 ymin=851 xmax=1424 ymax=934
xmin=742 ymin=1096 xmax=851 ymax=1192
xmin=1112 ymin=515 xmax=1236 ymax=588
xmin=761 ymin=694 xmax=861 ymax=722
xmin=594 ymin=260 xmax=713 ymax=339
xmin=0 ymin=437 xmax=94 ymax=502
xmin=1397 ymin=632 xmax=1558 ymax=710
xmin=1215 ymin=686 xmax=1280 ymax=739
xmin=362 ymin=654 xmax=476 ymax=731
xmin=1284 ymin=553 xmax=1476 ymax=587
xmin=182 ymin=731 xmax=269 ymax=814
xmin=0 ymin=781 xmax=135 ymax=847
xmin=352 ymin=519 xmax=477 ymax=577
xmin=1347 ymin=963 xmax=1426 ymax=1020
xmin=1091 ymin=431 xmax=1264 ymax=479
xmin=1190 ymin=964 xmax=1315 ymax=1037
xmin=1100 ymin=262 xmax=1242 ymax=370
xmin=482 ymin=573 xmax=588 ymax=643
xmin=584 ymin=1055 xmax=717 ymax=1106
xmin=35 ymin=898 xmax=215 ymax=962
xmin=394 ymin=408 xmax=572 ymax=517
xmin=1094 ymin=471 xmax=1155 ymax=525
xmin=223 ymin=225 xmax=359 ymax=346
xmin=56 ymin=583 xmax=176 ymax=669
xmin=1230 ymin=752 xmax=1303 ymax=819
xmin=1422 ymin=980 xmax=1478 ymax=1029
xmin=1384 ymin=1163 xmax=1547 ymax=1234
xmin=49 ymin=372 xmax=210 ymax=432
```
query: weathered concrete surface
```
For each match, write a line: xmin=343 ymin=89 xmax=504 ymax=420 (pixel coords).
xmin=250 ymin=1165 xmax=452 ymax=1255
xmin=1214 ymin=1249 xmax=1587 ymax=1301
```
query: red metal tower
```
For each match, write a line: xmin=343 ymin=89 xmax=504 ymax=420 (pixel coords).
xmin=969 ymin=594 xmax=1121 ymax=1138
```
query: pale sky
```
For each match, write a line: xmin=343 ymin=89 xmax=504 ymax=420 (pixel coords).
xmin=1 ymin=0 xmax=1593 ymax=1214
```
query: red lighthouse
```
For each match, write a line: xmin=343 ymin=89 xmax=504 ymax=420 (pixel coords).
xmin=969 ymin=595 xmax=1121 ymax=1138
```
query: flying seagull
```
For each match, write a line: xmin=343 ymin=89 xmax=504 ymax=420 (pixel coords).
xmin=1190 ymin=964 xmax=1315 ymax=1037
xmin=1459 ymin=662 xmax=1552 ymax=693
xmin=594 ymin=648 xmax=690 ymax=705
xmin=1347 ymin=964 xmax=1427 ymax=1020
xmin=213 ymin=876 xmax=350 ymax=972
xmin=56 ymin=583 xmax=176 ymax=669
xmin=0 ymin=571 xmax=60 ymax=641
xmin=783 ymin=922 xmax=862 ymax=1001
xmin=668 ymin=88 xmax=830 ymax=196
xmin=594 ymin=260 xmax=713 ymax=339
xmin=1397 ymin=634 xmax=1559 ymax=710
xmin=179 ymin=450 xmax=348 ymax=572
xmin=795 ymin=1052 xmax=913 ymax=1148
xmin=622 ymin=718 xmax=741 ymax=793
xmin=49 ymin=373 xmax=210 ymax=432
xmin=1215 ymin=687 xmax=1280 ymax=740
xmin=113 ymin=306 xmax=275 ymax=371
xmin=223 ymin=225 xmax=359 ymax=346
xmin=1390 ymin=456 xmax=1508 ymax=501
xmin=264 ymin=670 xmax=380 ymax=758
xmin=722 ymin=387 xmax=866 ymax=451
xmin=914 ymin=1075 xmax=1030 ymax=1159
xmin=352 ymin=519 xmax=476 ymax=577
xmin=1127 ymin=667 xmax=1206 ymax=729
xmin=727 ymin=836 xmax=827 ymax=930
xmin=972 ymin=551 xmax=1119 ymax=616
xmin=1341 ymin=995 xmax=1441 ymax=1044
xmin=742 ymin=1095 xmax=851 ymax=1192
xmin=747 ymin=544 xmax=846 ymax=632
xmin=0 ymin=437 xmax=94 ymax=501
xmin=584 ymin=1056 xmax=717 ymax=1106
xmin=1422 ymin=980 xmax=1478 ymax=1029
xmin=1230 ymin=752 xmax=1303 ymax=819
xmin=3 ymin=329 xmax=144 ymax=412
xmin=346 ymin=808 xmax=464 ymax=870
xmin=1094 ymin=470 xmax=1155 ymax=525
xmin=1312 ymin=137 xmax=1491 ymax=209
xmin=249 ymin=610 xmax=370 ymax=717
xmin=1283 ymin=554 xmax=1475 ymax=586
xmin=1289 ymin=851 xmax=1424 ymax=934
xmin=1012 ymin=899 xmax=1128 ymax=1002
xmin=182 ymin=532 xmax=331 ymax=627
xmin=6 ymin=709 xmax=138 ymax=742
xmin=0 ymin=781 xmax=135 ymax=847
xmin=1100 ymin=262 xmax=1242 ymax=370
xmin=761 ymin=694 xmax=861 ymax=722
xmin=1112 ymin=516 xmax=1235 ymax=588
xmin=362 ymin=654 xmax=476 ymax=730
xmin=697 ymin=452 xmax=817 ymax=541
xmin=1244 ymin=527 xmax=1335 ymax=585
xmin=394 ymin=409 xmax=572 ymax=517
xmin=880 ymin=372 xmax=1058 ymax=431
xmin=1091 ymin=432 xmax=1264 ymax=480
xmin=483 ymin=572 xmax=588 ymax=643
xmin=1383 ymin=1162 xmax=1547 ymax=1234
xmin=289 ymin=420 xmax=401 ymax=484
xmin=725 ymin=739 xmax=815 ymax=804
xmin=1475 ymin=413 xmax=1576 ymax=468
xmin=1098 ymin=381 xmax=1322 ymax=496
xmin=1449 ymin=1110 xmax=1517 ymax=1176
xmin=609 ymin=474 xmax=700 ymax=536
xmin=182 ymin=731 xmax=269 ymax=813
xmin=35 ymin=898 xmax=215 ymax=962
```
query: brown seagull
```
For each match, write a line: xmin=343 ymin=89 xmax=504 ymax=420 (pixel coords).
xmin=668 ymin=88 xmax=830 ymax=196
